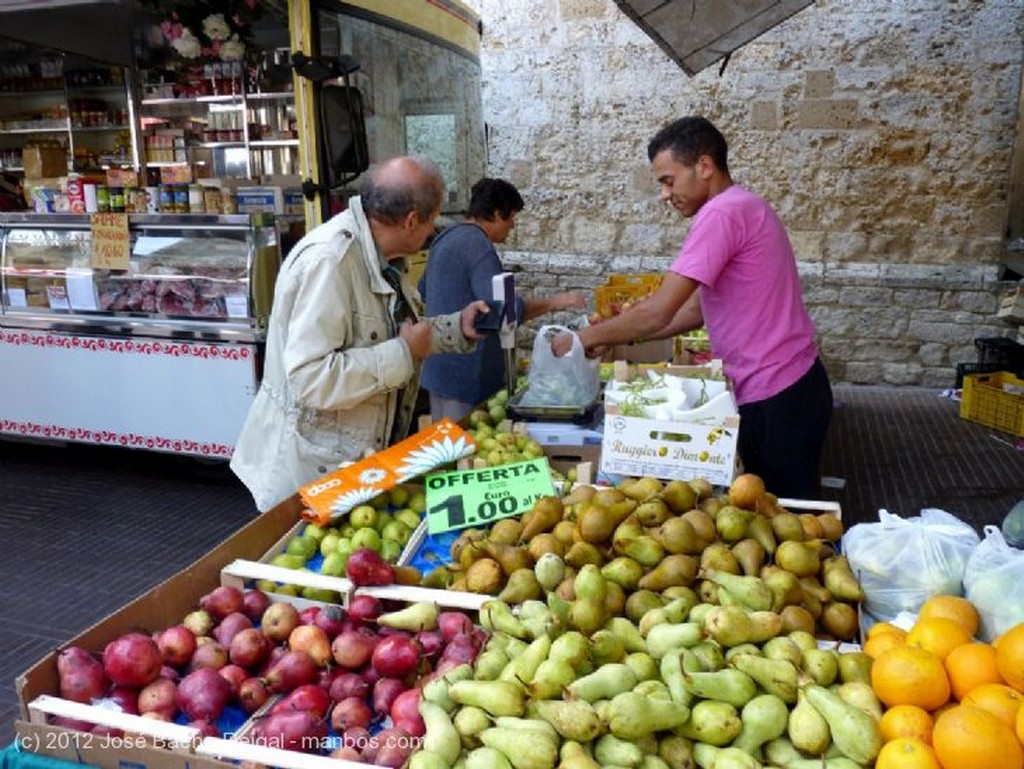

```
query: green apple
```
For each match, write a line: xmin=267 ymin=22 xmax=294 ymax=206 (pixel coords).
xmin=409 ymin=491 xmax=426 ymax=514
xmin=468 ymin=409 xmax=490 ymax=428
xmin=336 ymin=537 xmax=354 ymax=556
xmin=351 ymin=527 xmax=382 ymax=552
xmin=349 ymin=505 xmax=377 ymax=530
xmin=382 ymin=520 xmax=412 ymax=546
xmin=388 ymin=485 xmax=410 ymax=508
xmin=302 ymin=586 xmax=339 ymax=602
xmin=301 ymin=523 xmax=329 ymax=543
xmin=375 ymin=511 xmax=394 ymax=532
xmin=488 ymin=404 xmax=507 ymax=424
xmin=381 ymin=539 xmax=403 ymax=563
xmin=320 ymin=551 xmax=348 ymax=577
xmin=255 ymin=579 xmax=278 ymax=593
xmin=340 ymin=524 xmax=357 ymax=539
xmin=271 ymin=553 xmax=306 ymax=569
xmin=474 ymin=424 xmax=493 ymax=440
xmin=275 ymin=583 xmax=300 ymax=596
xmin=396 ymin=509 xmax=421 ymax=531
xmin=319 ymin=531 xmax=341 ymax=558
xmin=480 ymin=437 xmax=500 ymax=452
xmin=523 ymin=440 xmax=545 ymax=459
xmin=286 ymin=535 xmax=317 ymax=560
xmin=369 ymin=492 xmax=390 ymax=510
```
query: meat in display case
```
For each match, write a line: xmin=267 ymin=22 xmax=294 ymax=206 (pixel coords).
xmin=0 ymin=213 xmax=280 ymax=458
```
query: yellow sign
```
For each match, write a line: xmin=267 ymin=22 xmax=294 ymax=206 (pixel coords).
xmin=90 ymin=213 xmax=131 ymax=270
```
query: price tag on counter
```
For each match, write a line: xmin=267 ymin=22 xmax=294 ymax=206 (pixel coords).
xmin=424 ymin=458 xmax=556 ymax=535
xmin=90 ymin=213 xmax=130 ymax=271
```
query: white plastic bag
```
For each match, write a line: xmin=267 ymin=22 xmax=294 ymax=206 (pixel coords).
xmin=964 ymin=526 xmax=1024 ymax=641
xmin=520 ymin=325 xmax=600 ymax=408
xmin=843 ymin=508 xmax=980 ymax=623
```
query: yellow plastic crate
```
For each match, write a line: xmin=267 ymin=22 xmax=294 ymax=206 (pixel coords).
xmin=606 ymin=272 xmax=663 ymax=287
xmin=960 ymin=371 xmax=1024 ymax=437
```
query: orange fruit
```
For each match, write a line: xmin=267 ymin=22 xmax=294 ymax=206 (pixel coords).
xmin=918 ymin=594 xmax=980 ymax=638
xmin=996 ymin=622 xmax=1024 ymax=692
xmin=1016 ymin=699 xmax=1024 ymax=745
xmin=944 ymin=642 xmax=1004 ymax=701
xmin=962 ymin=682 xmax=1024 ymax=729
xmin=875 ymin=738 xmax=941 ymax=769
xmin=871 ymin=645 xmax=951 ymax=710
xmin=906 ymin=617 xmax=973 ymax=661
xmin=932 ymin=704 xmax=1023 ymax=769
xmin=869 ymin=622 xmax=910 ymax=642
xmin=879 ymin=704 xmax=935 ymax=745
xmin=727 ymin=473 xmax=765 ymax=510
xmin=866 ymin=631 xmax=907 ymax=659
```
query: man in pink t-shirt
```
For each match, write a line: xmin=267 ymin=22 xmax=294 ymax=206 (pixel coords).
xmin=557 ymin=116 xmax=832 ymax=498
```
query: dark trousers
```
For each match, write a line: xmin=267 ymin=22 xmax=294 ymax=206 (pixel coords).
xmin=737 ymin=357 xmax=833 ymax=499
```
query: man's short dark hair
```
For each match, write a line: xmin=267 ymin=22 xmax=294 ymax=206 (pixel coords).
xmin=361 ymin=155 xmax=444 ymax=224
xmin=468 ymin=178 xmax=524 ymax=220
xmin=647 ymin=116 xmax=729 ymax=173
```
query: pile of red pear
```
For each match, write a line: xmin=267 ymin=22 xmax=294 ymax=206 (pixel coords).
xmin=53 ymin=582 xmax=485 ymax=766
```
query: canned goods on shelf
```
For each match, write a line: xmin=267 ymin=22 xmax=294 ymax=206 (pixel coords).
xmin=96 ymin=185 xmax=110 ymax=213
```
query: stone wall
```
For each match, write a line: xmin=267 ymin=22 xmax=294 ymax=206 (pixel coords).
xmin=461 ymin=0 xmax=1024 ymax=386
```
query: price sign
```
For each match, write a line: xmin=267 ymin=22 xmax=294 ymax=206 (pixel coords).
xmin=424 ymin=458 xmax=556 ymax=535
xmin=90 ymin=213 xmax=130 ymax=270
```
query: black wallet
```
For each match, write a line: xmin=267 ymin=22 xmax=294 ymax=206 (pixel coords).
xmin=473 ymin=300 xmax=506 ymax=334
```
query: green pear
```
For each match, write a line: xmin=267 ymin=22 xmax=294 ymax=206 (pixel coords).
xmin=625 ymin=589 xmax=667 ymax=624
xmin=420 ymin=700 xmax=461 ymax=765
xmin=377 ymin=600 xmax=439 ymax=632
xmin=517 ymin=599 xmax=558 ymax=641
xmin=700 ymin=541 xmax=741 ymax=574
xmin=645 ymin=621 xmax=705 ymax=659
xmin=526 ymin=658 xmax=577 ymax=699
xmin=557 ymin=741 xmax=600 ymax=769
xmin=625 ymin=651 xmax=659 ymax=682
xmin=565 ymin=662 xmax=637 ymax=702
xmin=660 ymin=479 xmax=698 ymax=514
xmin=730 ymin=653 xmax=798 ymax=704
xmin=692 ymin=744 xmax=760 ymax=769
xmin=480 ymin=727 xmax=558 ymax=769
xmin=534 ymin=552 xmax=565 ymax=591
xmin=407 ymin=750 xmax=451 ymax=769
xmin=638 ymin=554 xmax=699 ymax=592
xmin=479 ymin=599 xmax=528 ymax=639
xmin=688 ymin=641 xmax=726 ymax=672
xmin=702 ymin=568 xmax=773 ymax=611
xmin=788 ymin=689 xmax=831 ymax=755
xmin=730 ymin=693 xmax=789 ymax=756
xmin=421 ymin=662 xmax=473 ymax=711
xmin=746 ymin=514 xmax=777 ymax=556
xmin=464 ymin=747 xmax=513 ymax=769
xmin=676 ymin=699 xmax=742 ymax=746
xmin=589 ymin=629 xmax=626 ymax=666
xmin=703 ymin=605 xmax=755 ymax=647
xmin=534 ymin=698 xmax=604 ymax=742
xmin=601 ymin=556 xmax=645 ymax=590
xmin=574 ymin=563 xmax=608 ymax=602
xmin=609 ymin=690 xmax=690 ymax=739
xmin=548 ymin=630 xmax=590 ymax=671
xmin=658 ymin=517 xmax=705 ymax=555
xmin=498 ymin=568 xmax=542 ymax=603
xmin=569 ymin=596 xmax=607 ymax=636
xmin=658 ymin=734 xmax=696 ymax=769
xmin=764 ymin=736 xmax=808 ymax=766
xmin=474 ymin=647 xmax=509 ymax=681
xmin=499 ymin=634 xmax=550 ymax=685
xmin=661 ymin=649 xmax=692 ymax=706
xmin=492 ymin=716 xmax=558 ymax=743
xmin=681 ymin=667 xmax=757 ymax=707
xmin=715 ymin=505 xmax=755 ymax=542
xmin=837 ymin=651 xmax=874 ymax=685
xmin=449 ymin=679 xmax=526 ymax=717
xmin=762 ymin=636 xmax=803 ymax=668
xmin=635 ymin=498 xmax=672 ymax=526
xmin=593 ymin=734 xmax=644 ymax=767
xmin=836 ymin=681 xmax=884 ymax=721
xmin=803 ymin=683 xmax=882 ymax=765
xmin=605 ymin=616 xmax=647 ymax=653
xmin=801 ymin=647 xmax=840 ymax=686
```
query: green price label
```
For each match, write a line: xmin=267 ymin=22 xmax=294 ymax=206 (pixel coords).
xmin=424 ymin=457 xmax=557 ymax=535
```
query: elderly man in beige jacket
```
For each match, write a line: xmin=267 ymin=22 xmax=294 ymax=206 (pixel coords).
xmin=231 ymin=156 xmax=488 ymax=512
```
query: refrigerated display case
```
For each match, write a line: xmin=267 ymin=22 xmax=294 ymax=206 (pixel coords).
xmin=0 ymin=212 xmax=279 ymax=457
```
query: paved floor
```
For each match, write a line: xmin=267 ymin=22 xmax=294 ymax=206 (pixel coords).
xmin=1 ymin=383 xmax=1022 ymax=747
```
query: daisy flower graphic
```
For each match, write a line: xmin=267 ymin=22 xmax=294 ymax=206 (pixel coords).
xmin=394 ymin=433 xmax=476 ymax=480
xmin=358 ymin=467 xmax=388 ymax=485
xmin=330 ymin=486 xmax=381 ymax=515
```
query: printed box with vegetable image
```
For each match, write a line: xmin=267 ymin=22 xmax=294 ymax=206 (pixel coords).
xmin=600 ymin=364 xmax=740 ymax=485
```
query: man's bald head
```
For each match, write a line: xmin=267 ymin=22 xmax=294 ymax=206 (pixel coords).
xmin=360 ymin=156 xmax=444 ymax=225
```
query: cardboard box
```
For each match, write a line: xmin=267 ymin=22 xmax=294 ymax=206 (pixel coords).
xmin=611 ymin=337 xmax=675 ymax=363
xmin=601 ymin=364 xmax=740 ymax=485
xmin=23 ymin=146 xmax=67 ymax=178
xmin=999 ymin=285 xmax=1024 ymax=324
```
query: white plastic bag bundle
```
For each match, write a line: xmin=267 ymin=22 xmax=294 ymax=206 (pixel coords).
xmin=843 ymin=508 xmax=980 ymax=623
xmin=964 ymin=526 xmax=1024 ymax=641
xmin=520 ymin=325 xmax=600 ymax=408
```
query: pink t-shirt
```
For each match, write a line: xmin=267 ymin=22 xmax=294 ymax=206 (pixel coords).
xmin=669 ymin=185 xmax=818 ymax=405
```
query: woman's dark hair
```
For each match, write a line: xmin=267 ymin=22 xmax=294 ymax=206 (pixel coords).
xmin=647 ymin=116 xmax=729 ymax=173
xmin=468 ymin=178 xmax=524 ymax=220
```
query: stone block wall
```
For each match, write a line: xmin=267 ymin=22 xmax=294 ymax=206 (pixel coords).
xmin=462 ymin=0 xmax=1024 ymax=386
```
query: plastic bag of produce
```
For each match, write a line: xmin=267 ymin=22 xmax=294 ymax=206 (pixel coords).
xmin=844 ymin=508 xmax=980 ymax=624
xmin=520 ymin=325 xmax=600 ymax=408
xmin=964 ymin=526 xmax=1024 ymax=641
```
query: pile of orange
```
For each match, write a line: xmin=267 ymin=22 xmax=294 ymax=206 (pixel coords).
xmin=869 ymin=594 xmax=1024 ymax=769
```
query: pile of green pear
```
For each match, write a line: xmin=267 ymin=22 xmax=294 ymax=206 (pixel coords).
xmin=258 ymin=484 xmax=425 ymax=600
xmin=422 ymin=473 xmax=863 ymax=643
xmin=411 ymin=572 xmax=882 ymax=769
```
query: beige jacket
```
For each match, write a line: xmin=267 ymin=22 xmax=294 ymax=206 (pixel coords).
xmin=230 ymin=197 xmax=475 ymax=512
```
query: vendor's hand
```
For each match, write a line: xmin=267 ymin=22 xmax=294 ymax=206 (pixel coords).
xmin=459 ymin=299 xmax=491 ymax=340
xmin=399 ymin=319 xmax=434 ymax=361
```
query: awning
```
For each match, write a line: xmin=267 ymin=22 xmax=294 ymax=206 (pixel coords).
xmin=0 ymin=0 xmax=134 ymax=65
xmin=612 ymin=0 xmax=814 ymax=76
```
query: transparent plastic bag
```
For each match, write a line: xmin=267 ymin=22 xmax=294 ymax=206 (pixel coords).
xmin=964 ymin=526 xmax=1024 ymax=641
xmin=843 ymin=508 xmax=980 ymax=623
xmin=520 ymin=325 xmax=600 ymax=408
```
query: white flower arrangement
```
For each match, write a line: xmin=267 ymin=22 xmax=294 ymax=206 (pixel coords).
xmin=202 ymin=13 xmax=231 ymax=41
xmin=170 ymin=28 xmax=202 ymax=59
xmin=219 ymin=34 xmax=245 ymax=61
